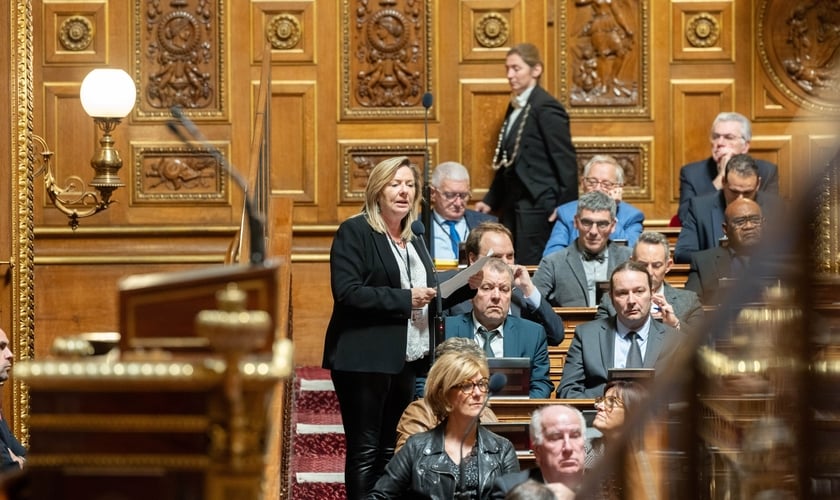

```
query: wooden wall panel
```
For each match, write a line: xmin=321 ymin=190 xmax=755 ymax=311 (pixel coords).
xmin=749 ymin=136 xmax=793 ymax=200
xmin=459 ymin=80 xmax=510 ymax=201
xmin=266 ymin=81 xmax=317 ymax=202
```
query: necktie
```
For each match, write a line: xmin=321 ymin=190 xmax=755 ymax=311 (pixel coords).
xmin=477 ymin=327 xmax=498 ymax=358
xmin=583 ymin=251 xmax=605 ymax=263
xmin=445 ymin=220 xmax=460 ymax=259
xmin=625 ymin=331 xmax=643 ymax=368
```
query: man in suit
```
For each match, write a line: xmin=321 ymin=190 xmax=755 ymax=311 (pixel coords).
xmin=597 ymin=231 xmax=704 ymax=332
xmin=678 ymin=111 xmax=779 ymax=223
xmin=685 ymin=198 xmax=764 ymax=305
xmin=491 ymin=405 xmax=586 ymax=498
xmin=533 ymin=191 xmax=633 ymax=307
xmin=447 ymin=222 xmax=564 ymax=346
xmin=543 ymin=154 xmax=644 ymax=257
xmin=428 ymin=161 xmax=496 ymax=262
xmin=675 ymin=153 xmax=781 ymax=264
xmin=0 ymin=328 xmax=25 ymax=472
xmin=445 ymin=258 xmax=554 ymax=398
xmin=558 ymin=261 xmax=683 ymax=398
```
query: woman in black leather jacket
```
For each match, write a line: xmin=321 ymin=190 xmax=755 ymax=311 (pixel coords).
xmin=368 ymin=349 xmax=519 ymax=499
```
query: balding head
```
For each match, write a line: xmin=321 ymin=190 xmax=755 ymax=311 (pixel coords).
xmin=723 ymin=198 xmax=764 ymax=253
xmin=0 ymin=329 xmax=13 ymax=384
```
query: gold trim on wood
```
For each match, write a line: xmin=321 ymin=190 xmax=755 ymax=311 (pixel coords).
xmin=29 ymin=414 xmax=210 ymax=432
xmin=474 ymin=13 xmax=509 ymax=48
xmin=266 ymin=14 xmax=302 ymax=50
xmin=685 ymin=13 xmax=719 ymax=48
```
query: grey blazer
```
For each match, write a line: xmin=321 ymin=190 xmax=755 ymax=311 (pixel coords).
xmin=557 ymin=317 xmax=682 ymax=398
xmin=595 ymin=283 xmax=704 ymax=332
xmin=532 ymin=242 xmax=632 ymax=307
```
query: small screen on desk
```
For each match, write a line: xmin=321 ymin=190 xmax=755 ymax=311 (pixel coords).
xmin=488 ymin=357 xmax=530 ymax=399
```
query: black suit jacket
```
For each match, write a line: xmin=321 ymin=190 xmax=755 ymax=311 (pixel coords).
xmin=595 ymin=283 xmax=704 ymax=332
xmin=490 ymin=468 xmax=545 ymax=499
xmin=678 ymin=157 xmax=779 ymax=222
xmin=322 ymin=214 xmax=470 ymax=374
xmin=0 ymin=417 xmax=24 ymax=472
xmin=684 ymin=246 xmax=734 ymax=305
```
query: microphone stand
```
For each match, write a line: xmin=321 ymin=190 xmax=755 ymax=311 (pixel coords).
xmin=410 ymin=220 xmax=444 ymax=362
xmin=167 ymin=107 xmax=266 ymax=265
xmin=421 ymin=92 xmax=433 ymax=254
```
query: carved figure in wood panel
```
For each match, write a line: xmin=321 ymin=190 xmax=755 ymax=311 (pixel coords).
xmin=782 ymin=1 xmax=840 ymax=96
xmin=146 ymin=157 xmax=217 ymax=191
xmin=571 ymin=0 xmax=638 ymax=105
xmin=145 ymin=2 xmax=213 ymax=109
xmin=355 ymin=2 xmax=423 ymax=107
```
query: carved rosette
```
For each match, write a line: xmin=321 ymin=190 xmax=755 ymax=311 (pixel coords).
xmin=685 ymin=13 xmax=719 ymax=48
xmin=266 ymin=14 xmax=301 ymax=50
xmin=59 ymin=16 xmax=94 ymax=51
xmin=474 ymin=13 xmax=509 ymax=48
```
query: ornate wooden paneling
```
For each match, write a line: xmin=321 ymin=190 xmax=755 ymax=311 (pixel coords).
xmin=251 ymin=1 xmax=315 ymax=63
xmin=266 ymin=81 xmax=317 ymax=203
xmin=43 ymin=2 xmax=107 ymax=64
xmin=671 ymin=2 xmax=733 ymax=62
xmin=573 ymin=137 xmax=654 ymax=201
xmin=747 ymin=135 xmax=793 ymax=200
xmin=337 ymin=142 xmax=434 ymax=204
xmin=460 ymin=0 xmax=523 ymax=62
xmin=131 ymin=143 xmax=229 ymax=203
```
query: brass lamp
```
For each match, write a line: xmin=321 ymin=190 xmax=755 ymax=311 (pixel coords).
xmin=35 ymin=68 xmax=137 ymax=230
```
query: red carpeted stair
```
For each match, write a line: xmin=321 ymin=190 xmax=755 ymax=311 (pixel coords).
xmin=289 ymin=367 xmax=346 ymax=499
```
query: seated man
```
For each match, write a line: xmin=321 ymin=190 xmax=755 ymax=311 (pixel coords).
xmin=491 ymin=405 xmax=586 ymax=498
xmin=558 ymin=261 xmax=683 ymax=398
xmin=678 ymin=111 xmax=779 ymax=223
xmin=543 ymin=154 xmax=644 ymax=257
xmin=675 ymin=153 xmax=781 ymax=263
xmin=427 ymin=161 xmax=496 ymax=261
xmin=447 ymin=222 xmax=564 ymax=346
xmin=685 ymin=198 xmax=764 ymax=305
xmin=445 ymin=258 xmax=554 ymax=398
xmin=395 ymin=338 xmax=497 ymax=453
xmin=533 ymin=191 xmax=632 ymax=307
xmin=596 ymin=231 xmax=704 ymax=332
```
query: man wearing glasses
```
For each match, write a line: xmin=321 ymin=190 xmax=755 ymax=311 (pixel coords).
xmin=685 ymin=198 xmax=765 ymax=305
xmin=533 ymin=191 xmax=632 ymax=307
xmin=428 ymin=161 xmax=496 ymax=262
xmin=675 ymin=153 xmax=782 ymax=263
xmin=678 ymin=112 xmax=779 ymax=223
xmin=543 ymin=155 xmax=644 ymax=257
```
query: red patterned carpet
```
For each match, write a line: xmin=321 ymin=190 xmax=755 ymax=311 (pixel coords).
xmin=289 ymin=367 xmax=346 ymax=499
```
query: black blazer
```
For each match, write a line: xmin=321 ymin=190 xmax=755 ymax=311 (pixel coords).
xmin=322 ymin=214 xmax=469 ymax=374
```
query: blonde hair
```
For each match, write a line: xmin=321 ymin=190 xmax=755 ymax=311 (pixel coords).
xmin=424 ymin=350 xmax=489 ymax=420
xmin=362 ymin=156 xmax=423 ymax=240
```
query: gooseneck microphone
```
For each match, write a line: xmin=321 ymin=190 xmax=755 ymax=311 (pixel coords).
xmin=411 ymin=220 xmax=444 ymax=358
xmin=167 ymin=107 xmax=266 ymax=265
xmin=456 ymin=372 xmax=507 ymax=499
xmin=421 ymin=92 xmax=434 ymax=253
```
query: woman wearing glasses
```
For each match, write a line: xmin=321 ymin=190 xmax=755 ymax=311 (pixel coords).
xmin=368 ymin=350 xmax=519 ymax=499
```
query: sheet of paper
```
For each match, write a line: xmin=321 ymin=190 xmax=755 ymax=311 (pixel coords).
xmin=439 ymin=255 xmax=492 ymax=298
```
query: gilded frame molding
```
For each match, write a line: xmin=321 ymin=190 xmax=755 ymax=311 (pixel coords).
xmin=10 ymin=0 xmax=36 ymax=444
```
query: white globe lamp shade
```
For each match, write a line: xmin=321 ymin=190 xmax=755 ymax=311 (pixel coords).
xmin=80 ymin=69 xmax=137 ymax=118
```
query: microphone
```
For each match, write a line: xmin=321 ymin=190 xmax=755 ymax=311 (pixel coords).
xmin=167 ymin=107 xmax=266 ymax=265
xmin=411 ymin=220 xmax=444 ymax=358
xmin=456 ymin=372 xmax=507 ymax=499
xmin=421 ymin=92 xmax=433 ymax=254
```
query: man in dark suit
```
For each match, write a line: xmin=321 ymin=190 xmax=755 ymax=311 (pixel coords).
xmin=446 ymin=222 xmax=564 ymax=346
xmin=0 ymin=328 xmax=25 ymax=472
xmin=445 ymin=258 xmax=554 ymax=398
xmin=675 ymin=153 xmax=782 ymax=264
xmin=428 ymin=161 xmax=496 ymax=262
xmin=533 ymin=191 xmax=632 ymax=307
xmin=678 ymin=111 xmax=779 ymax=223
xmin=558 ymin=261 xmax=683 ymax=398
xmin=685 ymin=198 xmax=764 ymax=305
xmin=490 ymin=405 xmax=586 ymax=498
xmin=597 ymin=231 xmax=704 ymax=332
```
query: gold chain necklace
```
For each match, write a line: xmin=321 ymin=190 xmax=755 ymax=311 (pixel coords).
xmin=492 ymin=103 xmax=531 ymax=170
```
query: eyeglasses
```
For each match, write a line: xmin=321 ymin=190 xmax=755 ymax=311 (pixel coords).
xmin=582 ymin=177 xmax=620 ymax=190
xmin=454 ymin=378 xmax=489 ymax=394
xmin=578 ymin=218 xmax=612 ymax=230
xmin=729 ymin=215 xmax=764 ymax=228
xmin=710 ymin=133 xmax=744 ymax=142
xmin=438 ymin=191 xmax=470 ymax=201
xmin=594 ymin=395 xmax=624 ymax=410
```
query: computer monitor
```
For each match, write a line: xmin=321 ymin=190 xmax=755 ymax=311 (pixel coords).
xmin=487 ymin=357 xmax=531 ymax=399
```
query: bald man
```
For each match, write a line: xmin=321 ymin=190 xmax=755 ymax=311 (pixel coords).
xmin=685 ymin=198 xmax=764 ymax=304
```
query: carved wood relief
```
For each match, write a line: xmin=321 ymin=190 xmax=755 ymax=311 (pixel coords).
xmin=338 ymin=142 xmax=434 ymax=202
xmin=573 ymin=139 xmax=652 ymax=200
xmin=561 ymin=0 xmax=649 ymax=116
xmin=758 ymin=0 xmax=840 ymax=113
xmin=341 ymin=0 xmax=432 ymax=119
xmin=460 ymin=0 xmax=523 ymax=62
xmin=135 ymin=0 xmax=225 ymax=118
xmin=133 ymin=146 xmax=228 ymax=203
xmin=43 ymin=3 xmax=106 ymax=64
xmin=671 ymin=2 xmax=733 ymax=62
xmin=251 ymin=1 xmax=314 ymax=63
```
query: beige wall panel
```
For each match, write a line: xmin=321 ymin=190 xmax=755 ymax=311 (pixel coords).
xmin=290 ymin=262 xmax=331 ymax=366
xmin=670 ymin=2 xmax=733 ymax=62
xmin=669 ymin=79 xmax=734 ymax=199
xmin=459 ymin=80 xmax=510 ymax=200
xmin=251 ymin=1 xmax=315 ymax=63
xmin=460 ymin=0 xmax=523 ymax=62
xmin=43 ymin=2 xmax=107 ymax=64
xmin=748 ymin=135 xmax=792 ymax=200
xmin=267 ymin=81 xmax=317 ymax=202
